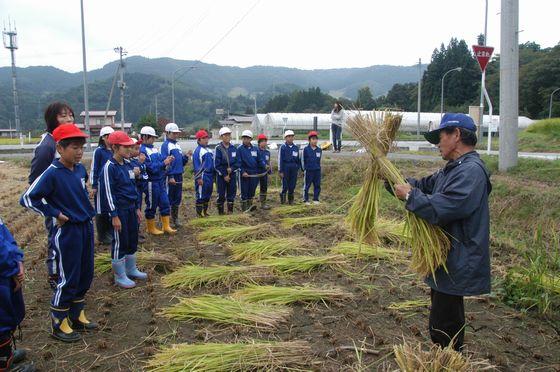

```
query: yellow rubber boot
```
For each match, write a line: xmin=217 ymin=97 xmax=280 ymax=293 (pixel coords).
xmin=162 ymin=215 xmax=176 ymax=234
xmin=146 ymin=218 xmax=163 ymax=235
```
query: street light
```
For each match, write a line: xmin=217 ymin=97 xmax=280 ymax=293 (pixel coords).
xmin=549 ymin=87 xmax=560 ymax=119
xmin=440 ymin=67 xmax=463 ymax=119
xmin=171 ymin=66 xmax=198 ymax=123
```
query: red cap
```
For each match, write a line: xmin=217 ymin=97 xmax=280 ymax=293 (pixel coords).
xmin=308 ymin=131 xmax=319 ymax=138
xmin=53 ymin=124 xmax=89 ymax=142
xmin=108 ymin=131 xmax=135 ymax=146
xmin=257 ymin=133 xmax=268 ymax=141
xmin=195 ymin=129 xmax=209 ymax=139
xmin=136 ymin=138 xmax=143 ymax=145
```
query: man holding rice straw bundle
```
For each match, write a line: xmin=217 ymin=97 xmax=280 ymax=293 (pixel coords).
xmin=391 ymin=113 xmax=492 ymax=351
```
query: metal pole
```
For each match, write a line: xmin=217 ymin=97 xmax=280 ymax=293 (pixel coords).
xmin=478 ymin=0 xmax=489 ymax=142
xmin=440 ymin=68 xmax=462 ymax=119
xmin=499 ymin=0 xmax=519 ymax=171
xmin=171 ymin=74 xmax=176 ymax=123
xmin=117 ymin=47 xmax=126 ymax=130
xmin=80 ymin=0 xmax=91 ymax=149
xmin=417 ymin=58 xmax=422 ymax=138
xmin=155 ymin=95 xmax=158 ymax=124
xmin=549 ymin=88 xmax=560 ymax=119
xmin=3 ymin=23 xmax=22 ymax=143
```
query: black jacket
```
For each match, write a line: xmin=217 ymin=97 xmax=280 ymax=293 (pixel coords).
xmin=28 ymin=133 xmax=56 ymax=184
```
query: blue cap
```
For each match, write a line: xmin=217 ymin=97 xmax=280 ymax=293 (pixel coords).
xmin=424 ymin=113 xmax=477 ymax=144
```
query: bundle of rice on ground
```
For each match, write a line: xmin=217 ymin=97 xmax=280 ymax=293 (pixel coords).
xmin=270 ymin=204 xmax=325 ymax=217
xmin=346 ymin=112 xmax=450 ymax=278
xmin=162 ymin=264 xmax=272 ymax=289
xmin=280 ymin=215 xmax=342 ymax=229
xmin=330 ymin=241 xmax=404 ymax=261
xmin=255 ymin=255 xmax=346 ymax=275
xmin=229 ymin=237 xmax=310 ymax=262
xmin=197 ymin=223 xmax=273 ymax=244
xmin=393 ymin=340 xmax=494 ymax=371
xmin=94 ymin=251 xmax=177 ymax=274
xmin=146 ymin=340 xmax=312 ymax=372
xmin=388 ymin=299 xmax=431 ymax=312
xmin=187 ymin=213 xmax=251 ymax=228
xmin=232 ymin=284 xmax=352 ymax=305
xmin=160 ymin=295 xmax=291 ymax=330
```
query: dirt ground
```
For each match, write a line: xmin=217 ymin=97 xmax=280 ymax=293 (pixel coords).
xmin=1 ymin=158 xmax=560 ymax=371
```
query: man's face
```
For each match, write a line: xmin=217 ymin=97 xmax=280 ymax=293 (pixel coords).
xmin=309 ymin=137 xmax=318 ymax=146
xmin=258 ymin=140 xmax=267 ymax=149
xmin=57 ymin=141 xmax=84 ymax=164
xmin=221 ymin=133 xmax=231 ymax=144
xmin=242 ymin=137 xmax=252 ymax=146
xmin=285 ymin=135 xmax=294 ymax=144
xmin=199 ymin=137 xmax=209 ymax=146
xmin=168 ymin=132 xmax=180 ymax=140
xmin=437 ymin=128 xmax=459 ymax=160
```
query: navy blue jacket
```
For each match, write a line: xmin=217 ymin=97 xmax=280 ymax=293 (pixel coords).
xmin=302 ymin=145 xmax=322 ymax=171
xmin=161 ymin=139 xmax=189 ymax=176
xmin=258 ymin=147 xmax=272 ymax=175
xmin=214 ymin=142 xmax=240 ymax=177
xmin=99 ymin=157 xmax=140 ymax=217
xmin=127 ymin=157 xmax=147 ymax=204
xmin=406 ymin=151 xmax=492 ymax=296
xmin=0 ymin=218 xmax=23 ymax=279
xmin=28 ymin=133 xmax=57 ymax=184
xmin=278 ymin=143 xmax=301 ymax=172
xmin=90 ymin=146 xmax=113 ymax=190
xmin=140 ymin=144 xmax=167 ymax=182
xmin=192 ymin=145 xmax=214 ymax=181
xmin=238 ymin=143 xmax=265 ymax=175
xmin=20 ymin=160 xmax=95 ymax=223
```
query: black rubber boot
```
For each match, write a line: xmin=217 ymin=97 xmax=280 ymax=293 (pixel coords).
xmin=95 ymin=215 xmax=112 ymax=245
xmin=227 ymin=202 xmax=234 ymax=214
xmin=0 ymin=336 xmax=13 ymax=371
xmin=259 ymin=194 xmax=270 ymax=210
xmin=69 ymin=300 xmax=98 ymax=332
xmin=171 ymin=206 xmax=182 ymax=228
xmin=196 ymin=205 xmax=203 ymax=218
xmin=50 ymin=310 xmax=81 ymax=343
xmin=280 ymin=193 xmax=286 ymax=205
xmin=203 ymin=203 xmax=210 ymax=217
xmin=217 ymin=204 xmax=225 ymax=215
xmin=288 ymin=194 xmax=294 ymax=205
xmin=247 ymin=199 xmax=257 ymax=212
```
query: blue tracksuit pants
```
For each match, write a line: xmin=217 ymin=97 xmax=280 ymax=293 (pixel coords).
xmin=259 ymin=174 xmax=268 ymax=195
xmin=50 ymin=221 xmax=94 ymax=314
xmin=167 ymin=174 xmax=183 ymax=207
xmin=111 ymin=208 xmax=139 ymax=260
xmin=281 ymin=166 xmax=299 ymax=196
xmin=145 ymin=179 xmax=171 ymax=219
xmin=45 ymin=216 xmax=57 ymax=277
xmin=303 ymin=169 xmax=321 ymax=202
xmin=216 ymin=174 xmax=237 ymax=205
xmin=0 ymin=278 xmax=25 ymax=338
xmin=195 ymin=174 xmax=214 ymax=205
xmin=240 ymin=173 xmax=259 ymax=201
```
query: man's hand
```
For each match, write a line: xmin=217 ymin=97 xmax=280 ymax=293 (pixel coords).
xmin=242 ymin=172 xmax=249 ymax=178
xmin=133 ymin=167 xmax=141 ymax=177
xmin=136 ymin=209 xmax=142 ymax=224
xmin=186 ymin=150 xmax=193 ymax=157
xmin=89 ymin=187 xmax=97 ymax=199
xmin=394 ymin=183 xmax=413 ymax=201
xmin=112 ymin=216 xmax=122 ymax=232
xmin=138 ymin=153 xmax=146 ymax=163
xmin=226 ymin=167 xmax=232 ymax=174
xmin=224 ymin=175 xmax=231 ymax=183
xmin=56 ymin=213 xmax=69 ymax=227
xmin=169 ymin=177 xmax=177 ymax=185
xmin=197 ymin=178 xmax=203 ymax=186
xmin=164 ymin=155 xmax=175 ymax=166
xmin=13 ymin=261 xmax=24 ymax=292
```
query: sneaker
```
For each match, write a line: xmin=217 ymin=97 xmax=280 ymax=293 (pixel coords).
xmin=304 ymin=201 xmax=311 ymax=205
xmin=313 ymin=201 xmax=320 ymax=205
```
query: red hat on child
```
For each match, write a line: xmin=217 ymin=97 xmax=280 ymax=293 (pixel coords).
xmin=108 ymin=131 xmax=135 ymax=146
xmin=53 ymin=124 xmax=89 ymax=142
xmin=257 ymin=133 xmax=268 ymax=141
xmin=308 ymin=131 xmax=319 ymax=138
xmin=195 ymin=129 xmax=209 ymax=139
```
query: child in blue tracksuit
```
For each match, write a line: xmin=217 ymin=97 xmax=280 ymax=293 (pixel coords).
xmin=302 ymin=131 xmax=322 ymax=204
xmin=192 ymin=129 xmax=214 ymax=217
xmin=127 ymin=140 xmax=148 ymax=243
xmin=238 ymin=130 xmax=265 ymax=212
xmin=214 ymin=127 xmax=240 ymax=215
xmin=20 ymin=124 xmax=97 ymax=343
xmin=99 ymin=131 xmax=147 ymax=289
xmin=139 ymin=126 xmax=176 ymax=235
xmin=161 ymin=123 xmax=191 ymax=228
xmin=257 ymin=133 xmax=272 ymax=210
xmin=0 ymin=217 xmax=34 ymax=371
xmin=278 ymin=130 xmax=301 ymax=205
xmin=91 ymin=126 xmax=115 ymax=245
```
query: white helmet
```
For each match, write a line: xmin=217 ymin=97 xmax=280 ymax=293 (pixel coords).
xmin=99 ymin=126 xmax=114 ymax=137
xmin=140 ymin=126 xmax=157 ymax=137
xmin=219 ymin=127 xmax=232 ymax=136
xmin=165 ymin=123 xmax=181 ymax=133
xmin=284 ymin=130 xmax=295 ymax=137
xmin=241 ymin=130 xmax=253 ymax=138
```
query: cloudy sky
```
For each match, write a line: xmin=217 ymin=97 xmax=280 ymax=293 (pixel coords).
xmin=0 ymin=0 xmax=558 ymax=73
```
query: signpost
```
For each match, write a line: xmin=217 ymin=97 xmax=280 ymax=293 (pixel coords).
xmin=473 ymin=45 xmax=495 ymax=154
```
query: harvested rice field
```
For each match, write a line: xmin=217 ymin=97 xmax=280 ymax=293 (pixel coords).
xmin=1 ymin=155 xmax=560 ymax=371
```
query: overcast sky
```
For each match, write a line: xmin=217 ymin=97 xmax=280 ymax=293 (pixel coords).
xmin=0 ymin=0 xmax=558 ymax=73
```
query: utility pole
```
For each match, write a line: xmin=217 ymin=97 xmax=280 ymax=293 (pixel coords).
xmin=115 ymin=46 xmax=127 ymax=130
xmin=3 ymin=20 xmax=21 ymax=142
xmin=477 ymin=0 xmax=489 ymax=142
xmin=499 ymin=0 xmax=519 ymax=171
xmin=155 ymin=95 xmax=158 ymax=124
xmin=416 ymin=58 xmax=422 ymax=138
xmin=549 ymin=88 xmax=560 ymax=119
xmin=79 ymin=1 xmax=91 ymax=149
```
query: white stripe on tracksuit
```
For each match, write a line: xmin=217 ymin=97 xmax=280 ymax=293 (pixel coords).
xmin=301 ymin=148 xmax=306 ymax=199
xmin=23 ymin=164 xmax=56 ymax=216
xmin=103 ymin=160 xmax=116 ymax=212
xmin=277 ymin=144 xmax=283 ymax=173
xmin=147 ymin=182 xmax=153 ymax=209
xmin=53 ymin=227 xmax=66 ymax=307
xmin=113 ymin=225 xmax=120 ymax=259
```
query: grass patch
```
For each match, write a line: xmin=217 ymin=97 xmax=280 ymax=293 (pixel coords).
xmin=94 ymin=251 xmax=177 ymax=274
xmin=159 ymin=295 xmax=291 ymax=330
xmin=270 ymin=204 xmax=325 ymax=217
xmin=229 ymin=237 xmax=310 ymax=263
xmin=330 ymin=241 xmax=404 ymax=261
xmin=146 ymin=340 xmax=312 ymax=372
xmin=255 ymin=255 xmax=346 ymax=275
xmin=518 ymin=118 xmax=560 ymax=153
xmin=187 ymin=214 xmax=251 ymax=228
xmin=279 ymin=215 xmax=343 ymax=229
xmin=162 ymin=264 xmax=272 ymax=290
xmin=232 ymin=284 xmax=352 ymax=305
xmin=197 ymin=223 xmax=273 ymax=244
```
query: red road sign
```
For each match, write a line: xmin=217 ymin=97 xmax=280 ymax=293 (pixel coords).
xmin=472 ymin=45 xmax=494 ymax=72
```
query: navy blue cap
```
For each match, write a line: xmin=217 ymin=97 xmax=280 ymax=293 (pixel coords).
xmin=424 ymin=113 xmax=477 ymax=144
